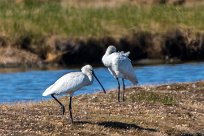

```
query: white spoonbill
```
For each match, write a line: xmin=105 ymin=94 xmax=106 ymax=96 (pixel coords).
xmin=42 ymin=65 xmax=106 ymax=123
xmin=102 ymin=45 xmax=138 ymax=102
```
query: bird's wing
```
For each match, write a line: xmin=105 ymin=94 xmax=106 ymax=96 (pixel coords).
xmin=112 ymin=54 xmax=138 ymax=85
xmin=119 ymin=57 xmax=138 ymax=85
xmin=42 ymin=72 xmax=87 ymax=96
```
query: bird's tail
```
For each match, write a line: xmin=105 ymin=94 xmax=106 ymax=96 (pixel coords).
xmin=123 ymin=51 xmax=130 ymax=57
xmin=120 ymin=51 xmax=130 ymax=57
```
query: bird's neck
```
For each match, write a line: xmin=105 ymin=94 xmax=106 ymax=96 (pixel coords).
xmin=105 ymin=50 xmax=112 ymax=56
xmin=102 ymin=53 xmax=112 ymax=67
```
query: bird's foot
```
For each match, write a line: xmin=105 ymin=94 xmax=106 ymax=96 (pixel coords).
xmin=71 ymin=119 xmax=74 ymax=124
xmin=68 ymin=118 xmax=74 ymax=124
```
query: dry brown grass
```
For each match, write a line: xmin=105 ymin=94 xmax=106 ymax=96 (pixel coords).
xmin=0 ymin=81 xmax=204 ymax=135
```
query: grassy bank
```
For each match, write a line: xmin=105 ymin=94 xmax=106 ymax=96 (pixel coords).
xmin=1 ymin=0 xmax=204 ymax=67
xmin=1 ymin=0 xmax=204 ymax=40
xmin=0 ymin=81 xmax=204 ymax=135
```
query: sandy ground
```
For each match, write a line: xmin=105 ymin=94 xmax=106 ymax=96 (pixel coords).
xmin=0 ymin=81 xmax=204 ymax=135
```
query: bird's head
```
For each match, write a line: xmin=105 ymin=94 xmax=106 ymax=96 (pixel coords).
xmin=81 ymin=64 xmax=106 ymax=94
xmin=106 ymin=45 xmax=116 ymax=55
xmin=81 ymin=65 xmax=93 ymax=74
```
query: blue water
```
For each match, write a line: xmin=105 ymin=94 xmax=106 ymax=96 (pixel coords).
xmin=0 ymin=62 xmax=204 ymax=103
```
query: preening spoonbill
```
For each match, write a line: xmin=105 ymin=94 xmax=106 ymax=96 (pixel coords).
xmin=102 ymin=45 xmax=138 ymax=102
xmin=42 ymin=65 xmax=106 ymax=123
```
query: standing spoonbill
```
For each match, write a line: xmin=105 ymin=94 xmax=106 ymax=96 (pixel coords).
xmin=42 ymin=65 xmax=106 ymax=123
xmin=102 ymin=45 xmax=138 ymax=102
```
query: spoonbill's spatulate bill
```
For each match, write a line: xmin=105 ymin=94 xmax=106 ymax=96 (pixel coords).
xmin=102 ymin=45 xmax=138 ymax=102
xmin=42 ymin=65 xmax=106 ymax=123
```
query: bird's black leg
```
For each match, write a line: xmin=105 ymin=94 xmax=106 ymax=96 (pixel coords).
xmin=116 ymin=78 xmax=120 ymax=102
xmin=51 ymin=94 xmax=65 ymax=115
xmin=122 ymin=78 xmax=125 ymax=102
xmin=69 ymin=96 xmax=73 ymax=123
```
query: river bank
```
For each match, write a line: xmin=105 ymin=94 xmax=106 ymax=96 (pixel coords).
xmin=1 ymin=28 xmax=204 ymax=68
xmin=0 ymin=81 xmax=203 ymax=135
xmin=1 ymin=0 xmax=204 ymax=68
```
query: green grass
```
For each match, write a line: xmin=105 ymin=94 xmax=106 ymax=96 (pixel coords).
xmin=1 ymin=0 xmax=204 ymax=40
xmin=129 ymin=91 xmax=176 ymax=105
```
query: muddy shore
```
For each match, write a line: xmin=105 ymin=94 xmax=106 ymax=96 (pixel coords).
xmin=0 ymin=81 xmax=203 ymax=135
xmin=1 ymin=29 xmax=204 ymax=68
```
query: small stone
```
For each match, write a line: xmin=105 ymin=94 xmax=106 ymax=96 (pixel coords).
xmin=192 ymin=84 xmax=196 ymax=88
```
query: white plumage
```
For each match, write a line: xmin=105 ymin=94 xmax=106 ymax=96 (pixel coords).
xmin=42 ymin=65 xmax=106 ymax=123
xmin=43 ymin=72 xmax=92 ymax=96
xmin=102 ymin=45 xmax=138 ymax=101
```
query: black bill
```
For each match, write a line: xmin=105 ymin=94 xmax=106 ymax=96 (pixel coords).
xmin=92 ymin=71 xmax=106 ymax=94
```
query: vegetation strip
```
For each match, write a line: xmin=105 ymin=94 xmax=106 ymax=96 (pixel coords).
xmin=1 ymin=0 xmax=204 ymax=67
